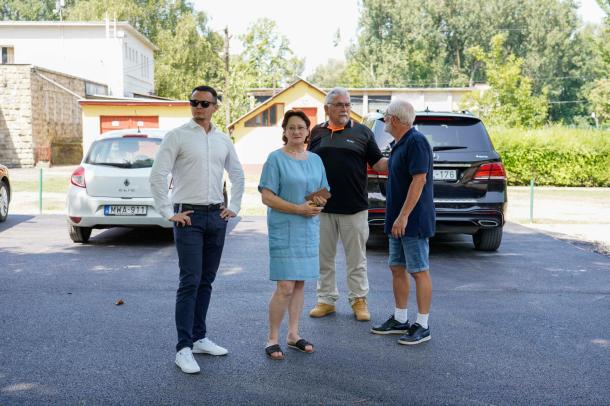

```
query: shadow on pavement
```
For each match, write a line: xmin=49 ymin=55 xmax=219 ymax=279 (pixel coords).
xmin=0 ymin=214 xmax=36 ymax=233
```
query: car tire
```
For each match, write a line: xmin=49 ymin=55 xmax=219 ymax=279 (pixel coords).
xmin=0 ymin=180 xmax=9 ymax=223
xmin=69 ymin=225 xmax=92 ymax=243
xmin=473 ymin=227 xmax=503 ymax=251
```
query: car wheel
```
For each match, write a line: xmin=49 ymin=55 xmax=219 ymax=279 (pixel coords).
xmin=69 ymin=224 xmax=92 ymax=243
xmin=0 ymin=180 xmax=9 ymax=222
xmin=473 ymin=227 xmax=503 ymax=251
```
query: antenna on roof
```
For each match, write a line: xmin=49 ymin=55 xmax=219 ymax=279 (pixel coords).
xmin=425 ymin=106 xmax=430 ymax=112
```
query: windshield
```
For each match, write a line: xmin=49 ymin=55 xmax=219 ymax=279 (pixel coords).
xmin=85 ymin=137 xmax=161 ymax=168
xmin=369 ymin=117 xmax=492 ymax=153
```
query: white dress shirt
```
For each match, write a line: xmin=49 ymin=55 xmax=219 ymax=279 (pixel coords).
xmin=149 ymin=119 xmax=245 ymax=220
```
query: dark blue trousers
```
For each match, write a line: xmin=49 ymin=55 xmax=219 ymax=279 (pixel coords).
xmin=173 ymin=206 xmax=227 ymax=352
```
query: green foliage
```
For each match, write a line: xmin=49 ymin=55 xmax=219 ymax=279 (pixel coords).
xmin=0 ymin=0 xmax=75 ymax=20
xmin=307 ymin=59 xmax=349 ymax=87
xmin=587 ymin=79 xmax=610 ymax=125
xmin=239 ymin=18 xmax=304 ymax=88
xmin=460 ymin=34 xmax=549 ymax=128
xmin=349 ymin=0 xmax=606 ymax=123
xmin=489 ymin=126 xmax=610 ymax=186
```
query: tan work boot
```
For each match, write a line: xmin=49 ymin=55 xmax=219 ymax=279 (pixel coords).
xmin=351 ymin=298 xmax=370 ymax=321
xmin=309 ymin=303 xmax=336 ymax=318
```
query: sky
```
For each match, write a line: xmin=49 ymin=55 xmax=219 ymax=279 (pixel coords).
xmin=194 ymin=0 xmax=606 ymax=77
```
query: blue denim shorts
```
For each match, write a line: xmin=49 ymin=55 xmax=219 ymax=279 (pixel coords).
xmin=388 ymin=236 xmax=430 ymax=273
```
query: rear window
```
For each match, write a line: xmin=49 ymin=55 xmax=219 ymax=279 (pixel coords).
xmin=369 ymin=116 xmax=492 ymax=153
xmin=85 ymin=137 xmax=161 ymax=168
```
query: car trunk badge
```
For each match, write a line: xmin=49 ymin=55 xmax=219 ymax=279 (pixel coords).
xmin=124 ymin=179 xmax=130 ymax=187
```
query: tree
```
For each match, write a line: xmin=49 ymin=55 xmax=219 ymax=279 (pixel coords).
xmin=307 ymin=59 xmax=348 ymax=87
xmin=348 ymin=0 xmax=598 ymax=123
xmin=240 ymin=18 xmax=304 ymax=88
xmin=460 ymin=34 xmax=548 ymax=128
xmin=0 ymin=0 xmax=75 ymax=20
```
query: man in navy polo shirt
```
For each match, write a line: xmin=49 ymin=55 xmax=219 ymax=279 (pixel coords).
xmin=370 ymin=99 xmax=434 ymax=345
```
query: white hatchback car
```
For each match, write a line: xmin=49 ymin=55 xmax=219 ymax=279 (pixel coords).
xmin=66 ymin=128 xmax=173 ymax=243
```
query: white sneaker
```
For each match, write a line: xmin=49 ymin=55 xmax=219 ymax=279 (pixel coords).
xmin=192 ymin=338 xmax=228 ymax=356
xmin=175 ymin=347 xmax=200 ymax=374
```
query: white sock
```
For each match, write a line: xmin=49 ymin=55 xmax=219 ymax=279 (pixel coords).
xmin=394 ymin=308 xmax=408 ymax=323
xmin=416 ymin=313 xmax=429 ymax=329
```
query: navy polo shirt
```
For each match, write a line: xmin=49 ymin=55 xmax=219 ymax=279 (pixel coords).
xmin=384 ymin=127 xmax=435 ymax=238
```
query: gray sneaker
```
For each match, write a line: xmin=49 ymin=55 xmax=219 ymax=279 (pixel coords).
xmin=397 ymin=323 xmax=431 ymax=345
xmin=370 ymin=315 xmax=410 ymax=335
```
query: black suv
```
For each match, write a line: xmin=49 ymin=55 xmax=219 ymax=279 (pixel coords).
xmin=363 ymin=111 xmax=507 ymax=251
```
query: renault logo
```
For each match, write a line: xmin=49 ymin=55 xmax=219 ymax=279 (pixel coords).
xmin=123 ymin=179 xmax=130 ymax=187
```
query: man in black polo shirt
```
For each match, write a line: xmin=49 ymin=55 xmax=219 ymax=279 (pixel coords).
xmin=370 ymin=99 xmax=434 ymax=345
xmin=308 ymin=87 xmax=387 ymax=321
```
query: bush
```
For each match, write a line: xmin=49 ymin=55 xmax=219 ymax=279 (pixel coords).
xmin=488 ymin=126 xmax=610 ymax=187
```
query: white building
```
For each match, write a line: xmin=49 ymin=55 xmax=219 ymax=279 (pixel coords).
xmin=0 ymin=21 xmax=157 ymax=97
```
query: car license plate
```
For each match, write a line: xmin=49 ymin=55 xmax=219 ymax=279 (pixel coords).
xmin=104 ymin=205 xmax=147 ymax=216
xmin=433 ymin=169 xmax=457 ymax=181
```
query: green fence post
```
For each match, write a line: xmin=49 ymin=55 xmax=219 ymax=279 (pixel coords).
xmin=38 ymin=167 xmax=43 ymax=215
xmin=529 ymin=178 xmax=534 ymax=223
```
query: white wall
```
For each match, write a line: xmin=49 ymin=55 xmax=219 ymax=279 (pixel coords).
xmin=235 ymin=127 xmax=284 ymax=165
xmin=0 ymin=24 xmax=154 ymax=97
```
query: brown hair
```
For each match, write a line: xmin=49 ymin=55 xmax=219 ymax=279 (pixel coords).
xmin=281 ymin=110 xmax=311 ymax=145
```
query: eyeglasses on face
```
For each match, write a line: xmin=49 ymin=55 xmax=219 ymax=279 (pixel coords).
xmin=328 ymin=102 xmax=351 ymax=109
xmin=189 ymin=99 xmax=217 ymax=108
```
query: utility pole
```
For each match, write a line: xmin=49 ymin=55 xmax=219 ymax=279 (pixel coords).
xmin=224 ymin=26 xmax=231 ymax=132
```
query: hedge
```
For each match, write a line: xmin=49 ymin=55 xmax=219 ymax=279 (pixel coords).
xmin=488 ymin=126 xmax=610 ymax=187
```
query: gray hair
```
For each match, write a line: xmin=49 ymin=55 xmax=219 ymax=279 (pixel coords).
xmin=385 ymin=99 xmax=415 ymax=126
xmin=325 ymin=87 xmax=350 ymax=104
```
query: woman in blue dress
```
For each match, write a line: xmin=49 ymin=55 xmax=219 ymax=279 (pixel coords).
xmin=259 ymin=110 xmax=329 ymax=360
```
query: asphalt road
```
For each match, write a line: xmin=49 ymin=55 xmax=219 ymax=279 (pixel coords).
xmin=0 ymin=215 xmax=609 ymax=405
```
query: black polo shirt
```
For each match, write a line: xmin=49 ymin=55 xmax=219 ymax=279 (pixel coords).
xmin=308 ymin=120 xmax=383 ymax=214
xmin=385 ymin=127 xmax=435 ymax=238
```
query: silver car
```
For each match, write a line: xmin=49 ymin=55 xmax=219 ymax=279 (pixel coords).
xmin=66 ymin=128 xmax=172 ymax=243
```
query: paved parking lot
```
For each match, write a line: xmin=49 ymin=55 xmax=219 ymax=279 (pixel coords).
xmin=0 ymin=215 xmax=609 ymax=405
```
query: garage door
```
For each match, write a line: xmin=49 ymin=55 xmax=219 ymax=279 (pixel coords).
xmin=100 ymin=116 xmax=159 ymax=134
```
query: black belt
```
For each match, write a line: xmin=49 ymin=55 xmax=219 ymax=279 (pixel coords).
xmin=175 ymin=203 xmax=222 ymax=212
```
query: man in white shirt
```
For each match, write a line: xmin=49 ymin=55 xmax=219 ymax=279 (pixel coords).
xmin=150 ymin=85 xmax=245 ymax=374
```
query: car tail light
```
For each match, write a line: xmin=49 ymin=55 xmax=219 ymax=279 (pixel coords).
xmin=474 ymin=163 xmax=506 ymax=180
xmin=367 ymin=166 xmax=387 ymax=177
xmin=71 ymin=166 xmax=86 ymax=188
xmin=69 ymin=216 xmax=82 ymax=223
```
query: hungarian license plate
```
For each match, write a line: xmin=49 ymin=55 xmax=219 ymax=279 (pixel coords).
xmin=433 ymin=169 xmax=457 ymax=181
xmin=104 ymin=205 xmax=147 ymax=216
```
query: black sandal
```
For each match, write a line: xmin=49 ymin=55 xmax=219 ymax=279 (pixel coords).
xmin=265 ymin=344 xmax=285 ymax=360
xmin=287 ymin=338 xmax=314 ymax=353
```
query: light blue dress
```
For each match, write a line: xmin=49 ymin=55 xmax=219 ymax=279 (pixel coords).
xmin=258 ymin=149 xmax=330 ymax=281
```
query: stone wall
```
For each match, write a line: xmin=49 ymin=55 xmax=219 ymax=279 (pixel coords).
xmin=31 ymin=67 xmax=85 ymax=166
xmin=0 ymin=65 xmax=87 ymax=167
xmin=0 ymin=65 xmax=34 ymax=167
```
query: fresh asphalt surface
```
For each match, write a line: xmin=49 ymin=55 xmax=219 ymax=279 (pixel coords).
xmin=0 ymin=215 xmax=609 ymax=405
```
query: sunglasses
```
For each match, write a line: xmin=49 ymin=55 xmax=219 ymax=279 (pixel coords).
xmin=189 ymin=99 xmax=217 ymax=108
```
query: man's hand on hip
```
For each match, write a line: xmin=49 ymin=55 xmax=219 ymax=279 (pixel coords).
xmin=220 ymin=207 xmax=236 ymax=221
xmin=170 ymin=210 xmax=194 ymax=227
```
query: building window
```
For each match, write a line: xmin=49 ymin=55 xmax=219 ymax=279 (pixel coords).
xmin=368 ymin=95 xmax=391 ymax=113
xmin=1 ymin=47 xmax=14 ymax=64
xmin=85 ymin=82 xmax=109 ymax=96
xmin=245 ymin=104 xmax=284 ymax=127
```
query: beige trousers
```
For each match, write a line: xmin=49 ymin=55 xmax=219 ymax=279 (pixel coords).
xmin=317 ymin=210 xmax=369 ymax=305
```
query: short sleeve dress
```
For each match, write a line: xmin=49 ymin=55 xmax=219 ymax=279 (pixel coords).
xmin=258 ymin=149 xmax=330 ymax=281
